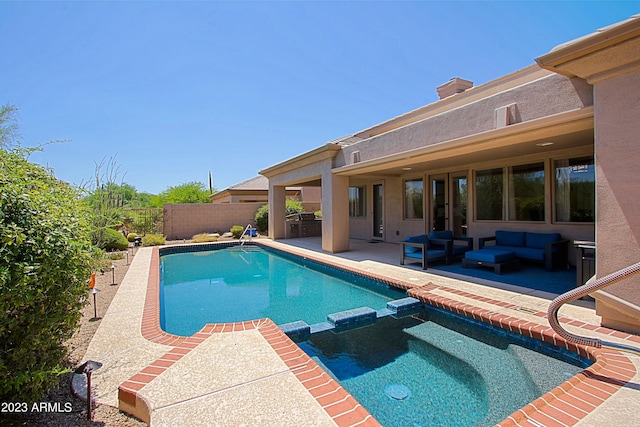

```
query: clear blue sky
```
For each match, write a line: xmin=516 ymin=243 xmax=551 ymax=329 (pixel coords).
xmin=2 ymin=1 xmax=638 ymax=194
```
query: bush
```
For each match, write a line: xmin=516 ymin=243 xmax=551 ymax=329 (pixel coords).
xmin=0 ymin=149 xmax=95 ymax=403
xmin=230 ymin=226 xmax=244 ymax=239
xmin=100 ymin=228 xmax=129 ymax=251
xmin=255 ymin=204 xmax=268 ymax=232
xmin=192 ymin=233 xmax=218 ymax=243
xmin=254 ymin=199 xmax=304 ymax=232
xmin=314 ymin=210 xmax=322 ymax=218
xmin=126 ymin=232 xmax=138 ymax=242
xmin=141 ymin=234 xmax=166 ymax=246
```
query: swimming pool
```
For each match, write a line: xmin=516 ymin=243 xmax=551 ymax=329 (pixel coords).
xmin=160 ymin=244 xmax=405 ymax=335
xmin=159 ymin=243 xmax=592 ymax=426
xmin=299 ymin=305 xmax=590 ymax=427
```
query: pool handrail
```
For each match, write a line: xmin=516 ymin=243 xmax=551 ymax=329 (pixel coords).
xmin=547 ymin=261 xmax=640 ymax=355
xmin=239 ymin=224 xmax=254 ymax=246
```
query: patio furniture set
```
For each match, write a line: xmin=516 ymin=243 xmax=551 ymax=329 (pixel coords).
xmin=401 ymin=230 xmax=569 ymax=274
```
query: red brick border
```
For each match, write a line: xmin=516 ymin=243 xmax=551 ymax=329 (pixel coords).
xmin=118 ymin=243 xmax=637 ymax=426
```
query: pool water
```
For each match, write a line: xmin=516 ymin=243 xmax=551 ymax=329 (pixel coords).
xmin=160 ymin=245 xmax=404 ymax=335
xmin=299 ymin=307 xmax=590 ymax=427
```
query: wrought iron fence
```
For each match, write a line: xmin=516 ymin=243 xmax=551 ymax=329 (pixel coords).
xmin=122 ymin=208 xmax=163 ymax=235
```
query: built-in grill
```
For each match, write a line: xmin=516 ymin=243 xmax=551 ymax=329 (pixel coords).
xmin=285 ymin=212 xmax=321 ymax=238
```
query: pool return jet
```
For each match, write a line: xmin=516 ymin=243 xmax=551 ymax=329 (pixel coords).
xmin=547 ymin=261 xmax=640 ymax=355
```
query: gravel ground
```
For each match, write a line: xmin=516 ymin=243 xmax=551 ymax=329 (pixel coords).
xmin=2 ymin=250 xmax=147 ymax=427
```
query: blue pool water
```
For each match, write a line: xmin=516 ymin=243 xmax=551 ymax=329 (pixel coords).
xmin=299 ymin=307 xmax=590 ymax=427
xmin=160 ymin=245 xmax=404 ymax=335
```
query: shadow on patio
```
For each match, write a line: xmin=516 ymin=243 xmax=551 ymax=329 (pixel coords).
xmin=274 ymin=237 xmax=594 ymax=308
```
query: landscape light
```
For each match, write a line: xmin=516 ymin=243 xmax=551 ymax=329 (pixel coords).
xmin=74 ymin=360 xmax=103 ymax=420
xmin=110 ymin=264 xmax=116 ymax=286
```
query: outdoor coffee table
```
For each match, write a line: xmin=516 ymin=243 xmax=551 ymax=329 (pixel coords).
xmin=462 ymin=248 xmax=520 ymax=274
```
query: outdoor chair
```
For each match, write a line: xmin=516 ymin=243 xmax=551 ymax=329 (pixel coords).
xmin=400 ymin=234 xmax=452 ymax=270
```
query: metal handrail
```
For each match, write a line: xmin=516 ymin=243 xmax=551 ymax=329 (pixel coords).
xmin=239 ymin=224 xmax=253 ymax=246
xmin=547 ymin=261 xmax=640 ymax=355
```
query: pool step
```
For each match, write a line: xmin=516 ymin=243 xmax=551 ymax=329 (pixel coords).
xmin=327 ymin=307 xmax=377 ymax=331
xmin=279 ymin=321 xmax=311 ymax=341
xmin=387 ymin=297 xmax=423 ymax=317
xmin=280 ymin=298 xmax=424 ymax=340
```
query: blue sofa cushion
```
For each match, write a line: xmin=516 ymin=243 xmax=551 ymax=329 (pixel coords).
xmin=404 ymin=249 xmax=445 ymax=260
xmin=495 ymin=230 xmax=526 ymax=247
xmin=513 ymin=246 xmax=546 ymax=261
xmin=465 ymin=249 xmax=515 ymax=263
xmin=429 ymin=230 xmax=453 ymax=240
xmin=492 ymin=245 xmax=545 ymax=261
xmin=404 ymin=235 xmax=429 ymax=253
xmin=526 ymin=232 xmax=561 ymax=250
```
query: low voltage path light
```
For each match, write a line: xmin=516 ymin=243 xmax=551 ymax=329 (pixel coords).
xmin=90 ymin=287 xmax=101 ymax=320
xmin=74 ymin=360 xmax=103 ymax=420
xmin=110 ymin=264 xmax=117 ymax=286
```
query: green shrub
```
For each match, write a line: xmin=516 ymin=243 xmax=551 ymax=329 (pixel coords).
xmin=100 ymin=228 xmax=129 ymax=251
xmin=141 ymin=234 xmax=166 ymax=246
xmin=255 ymin=204 xmax=268 ymax=232
xmin=126 ymin=232 xmax=138 ymax=242
xmin=0 ymin=148 xmax=95 ymax=403
xmin=192 ymin=233 xmax=218 ymax=243
xmin=314 ymin=210 xmax=322 ymax=218
xmin=230 ymin=225 xmax=244 ymax=239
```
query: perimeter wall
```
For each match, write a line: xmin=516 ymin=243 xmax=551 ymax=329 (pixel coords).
xmin=163 ymin=202 xmax=321 ymax=240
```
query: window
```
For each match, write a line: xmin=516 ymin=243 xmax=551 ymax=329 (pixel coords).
xmin=555 ymin=157 xmax=595 ymax=222
xmin=404 ymin=178 xmax=423 ymax=219
xmin=508 ymin=162 xmax=545 ymax=221
xmin=476 ymin=168 xmax=504 ymax=220
xmin=349 ymin=186 xmax=366 ymax=217
xmin=476 ymin=163 xmax=545 ymax=222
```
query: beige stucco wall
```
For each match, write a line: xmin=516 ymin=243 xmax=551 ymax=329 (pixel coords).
xmin=593 ymin=70 xmax=640 ymax=332
xmin=336 ymin=72 xmax=593 ymax=168
xmin=163 ymin=203 xmax=264 ymax=240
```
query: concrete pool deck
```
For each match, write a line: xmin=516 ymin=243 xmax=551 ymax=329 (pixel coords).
xmin=76 ymin=239 xmax=640 ymax=426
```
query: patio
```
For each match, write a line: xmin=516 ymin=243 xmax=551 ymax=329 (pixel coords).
xmin=280 ymin=237 xmax=587 ymax=304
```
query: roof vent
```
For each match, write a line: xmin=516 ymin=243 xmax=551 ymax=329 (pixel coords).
xmin=352 ymin=151 xmax=361 ymax=163
xmin=436 ymin=77 xmax=473 ymax=99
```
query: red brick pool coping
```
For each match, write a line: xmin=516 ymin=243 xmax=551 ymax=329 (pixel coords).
xmin=118 ymin=243 xmax=639 ymax=426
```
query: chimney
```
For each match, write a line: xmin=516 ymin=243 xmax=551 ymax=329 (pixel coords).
xmin=436 ymin=77 xmax=473 ymax=99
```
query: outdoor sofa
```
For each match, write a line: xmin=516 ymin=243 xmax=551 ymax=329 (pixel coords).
xmin=476 ymin=230 xmax=569 ymax=271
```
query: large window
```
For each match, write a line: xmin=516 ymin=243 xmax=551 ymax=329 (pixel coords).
xmin=476 ymin=168 xmax=504 ymax=220
xmin=404 ymin=178 xmax=423 ymax=219
xmin=349 ymin=186 xmax=366 ymax=217
xmin=476 ymin=163 xmax=545 ymax=222
xmin=508 ymin=162 xmax=545 ymax=221
xmin=555 ymin=157 xmax=595 ymax=222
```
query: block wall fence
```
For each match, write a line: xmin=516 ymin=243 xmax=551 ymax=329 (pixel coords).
xmin=163 ymin=202 xmax=321 ymax=240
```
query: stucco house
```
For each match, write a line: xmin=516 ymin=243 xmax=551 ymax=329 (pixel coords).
xmin=210 ymin=175 xmax=321 ymax=205
xmin=260 ymin=16 xmax=640 ymax=334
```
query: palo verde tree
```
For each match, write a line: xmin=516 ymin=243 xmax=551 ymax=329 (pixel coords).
xmin=0 ymin=112 xmax=96 ymax=402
